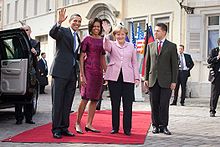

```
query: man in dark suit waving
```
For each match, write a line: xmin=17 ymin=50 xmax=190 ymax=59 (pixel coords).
xmin=49 ymin=8 xmax=81 ymax=139
xmin=171 ymin=45 xmax=194 ymax=106
xmin=144 ymin=23 xmax=178 ymax=135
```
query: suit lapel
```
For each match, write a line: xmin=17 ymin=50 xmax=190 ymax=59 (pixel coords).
xmin=159 ymin=39 xmax=168 ymax=55
xmin=67 ymin=28 xmax=74 ymax=52
xmin=152 ymin=41 xmax=158 ymax=56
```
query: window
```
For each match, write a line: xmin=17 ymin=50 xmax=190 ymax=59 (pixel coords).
xmin=7 ymin=4 xmax=10 ymax=24
xmin=35 ymin=35 xmax=48 ymax=52
xmin=15 ymin=1 xmax=18 ymax=21
xmin=0 ymin=38 xmax=24 ymax=59
xmin=207 ymin=15 xmax=220 ymax=55
xmin=46 ymin=0 xmax=50 ymax=12
xmin=24 ymin=0 xmax=27 ymax=18
xmin=63 ymin=0 xmax=72 ymax=6
xmin=208 ymin=16 xmax=219 ymax=26
xmin=0 ymin=6 xmax=2 ymax=22
xmin=34 ymin=0 xmax=38 ymax=15
xmin=128 ymin=19 xmax=146 ymax=42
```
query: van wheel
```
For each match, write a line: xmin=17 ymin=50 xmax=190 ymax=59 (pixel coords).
xmin=32 ymin=81 xmax=39 ymax=115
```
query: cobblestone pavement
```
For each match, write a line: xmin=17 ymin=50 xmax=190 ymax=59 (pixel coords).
xmin=0 ymin=85 xmax=219 ymax=147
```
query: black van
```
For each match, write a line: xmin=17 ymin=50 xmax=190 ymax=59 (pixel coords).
xmin=0 ymin=28 xmax=39 ymax=114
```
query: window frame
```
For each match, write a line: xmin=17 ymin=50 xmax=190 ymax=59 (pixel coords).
xmin=206 ymin=15 xmax=220 ymax=56
xmin=126 ymin=16 xmax=148 ymax=43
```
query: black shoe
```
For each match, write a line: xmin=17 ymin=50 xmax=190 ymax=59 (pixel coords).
xmin=170 ymin=102 xmax=177 ymax=106
xmin=124 ymin=131 xmax=131 ymax=136
xmin=152 ymin=127 xmax=159 ymax=134
xmin=210 ymin=112 xmax=215 ymax=117
xmin=53 ymin=132 xmax=62 ymax=139
xmin=40 ymin=91 xmax=47 ymax=94
xmin=110 ymin=130 xmax=118 ymax=134
xmin=62 ymin=130 xmax=75 ymax=136
xmin=25 ymin=120 xmax=35 ymax=124
xmin=160 ymin=127 xmax=171 ymax=135
xmin=85 ymin=127 xmax=101 ymax=133
xmin=180 ymin=103 xmax=185 ymax=106
xmin=16 ymin=120 xmax=22 ymax=125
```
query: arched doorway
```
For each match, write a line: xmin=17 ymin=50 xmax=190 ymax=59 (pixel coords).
xmin=86 ymin=3 xmax=119 ymax=26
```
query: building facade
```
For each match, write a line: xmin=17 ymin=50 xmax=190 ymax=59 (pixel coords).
xmin=2 ymin=0 xmax=220 ymax=97
xmin=0 ymin=0 xmax=3 ymax=30
xmin=181 ymin=0 xmax=220 ymax=97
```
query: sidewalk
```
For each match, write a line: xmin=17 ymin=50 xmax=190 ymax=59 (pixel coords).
xmin=0 ymin=86 xmax=219 ymax=147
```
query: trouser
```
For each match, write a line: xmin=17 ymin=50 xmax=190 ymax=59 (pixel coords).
xmin=210 ymin=74 xmax=220 ymax=114
xmin=40 ymin=85 xmax=45 ymax=93
xmin=173 ymin=70 xmax=188 ymax=104
xmin=15 ymin=103 xmax=33 ymax=121
xmin=51 ymin=68 xmax=77 ymax=134
xmin=149 ymin=80 xmax=172 ymax=128
xmin=108 ymin=71 xmax=134 ymax=132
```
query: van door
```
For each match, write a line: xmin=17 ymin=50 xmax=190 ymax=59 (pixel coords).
xmin=0 ymin=29 xmax=31 ymax=95
xmin=1 ymin=59 xmax=28 ymax=94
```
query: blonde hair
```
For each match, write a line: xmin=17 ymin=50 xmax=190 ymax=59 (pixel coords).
xmin=112 ymin=24 xmax=128 ymax=37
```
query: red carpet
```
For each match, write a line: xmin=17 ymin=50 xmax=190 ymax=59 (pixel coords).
xmin=3 ymin=110 xmax=151 ymax=144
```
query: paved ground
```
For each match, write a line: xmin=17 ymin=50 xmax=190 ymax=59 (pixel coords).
xmin=0 ymin=85 xmax=220 ymax=147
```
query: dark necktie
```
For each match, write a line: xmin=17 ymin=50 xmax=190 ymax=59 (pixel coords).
xmin=158 ymin=41 xmax=162 ymax=54
xmin=73 ymin=32 xmax=77 ymax=52
xmin=72 ymin=32 xmax=77 ymax=66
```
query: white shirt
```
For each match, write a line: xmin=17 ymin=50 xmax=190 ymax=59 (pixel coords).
xmin=179 ymin=53 xmax=189 ymax=70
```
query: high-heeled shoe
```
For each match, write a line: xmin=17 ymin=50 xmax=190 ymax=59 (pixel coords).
xmin=75 ymin=124 xmax=83 ymax=134
xmin=85 ymin=127 xmax=101 ymax=133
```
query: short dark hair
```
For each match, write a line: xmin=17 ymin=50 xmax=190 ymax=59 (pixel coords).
xmin=179 ymin=44 xmax=184 ymax=49
xmin=41 ymin=52 xmax=46 ymax=56
xmin=69 ymin=13 xmax=81 ymax=22
xmin=88 ymin=17 xmax=103 ymax=36
xmin=156 ymin=23 xmax=167 ymax=32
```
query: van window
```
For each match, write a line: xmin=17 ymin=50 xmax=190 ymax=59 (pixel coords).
xmin=0 ymin=37 xmax=24 ymax=59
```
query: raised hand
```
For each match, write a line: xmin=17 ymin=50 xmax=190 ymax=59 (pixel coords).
xmin=102 ymin=21 xmax=111 ymax=34
xmin=58 ymin=8 xmax=68 ymax=24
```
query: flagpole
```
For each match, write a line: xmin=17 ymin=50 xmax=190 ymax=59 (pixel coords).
xmin=144 ymin=23 xmax=149 ymax=57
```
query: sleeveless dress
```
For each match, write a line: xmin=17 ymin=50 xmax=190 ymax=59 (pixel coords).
xmin=80 ymin=36 xmax=105 ymax=101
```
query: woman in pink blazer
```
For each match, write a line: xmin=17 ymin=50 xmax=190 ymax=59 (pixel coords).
xmin=103 ymin=23 xmax=140 ymax=136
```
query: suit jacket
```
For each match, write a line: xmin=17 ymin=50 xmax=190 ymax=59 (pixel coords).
xmin=38 ymin=58 xmax=48 ymax=86
xmin=30 ymin=38 xmax=40 ymax=69
xmin=49 ymin=24 xmax=80 ymax=79
xmin=181 ymin=53 xmax=194 ymax=77
xmin=38 ymin=58 xmax=48 ymax=76
xmin=103 ymin=37 xmax=140 ymax=83
xmin=30 ymin=38 xmax=40 ymax=56
xmin=207 ymin=47 xmax=220 ymax=79
xmin=145 ymin=39 xmax=178 ymax=88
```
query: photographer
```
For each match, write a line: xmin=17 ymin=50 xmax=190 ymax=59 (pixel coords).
xmin=207 ymin=38 xmax=220 ymax=117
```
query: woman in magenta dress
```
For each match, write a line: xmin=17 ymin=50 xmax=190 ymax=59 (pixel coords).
xmin=75 ymin=18 xmax=106 ymax=134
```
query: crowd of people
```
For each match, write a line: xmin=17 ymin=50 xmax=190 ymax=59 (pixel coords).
xmin=15 ymin=7 xmax=219 ymax=139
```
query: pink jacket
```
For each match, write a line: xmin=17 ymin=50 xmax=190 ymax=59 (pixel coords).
xmin=103 ymin=37 xmax=140 ymax=83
